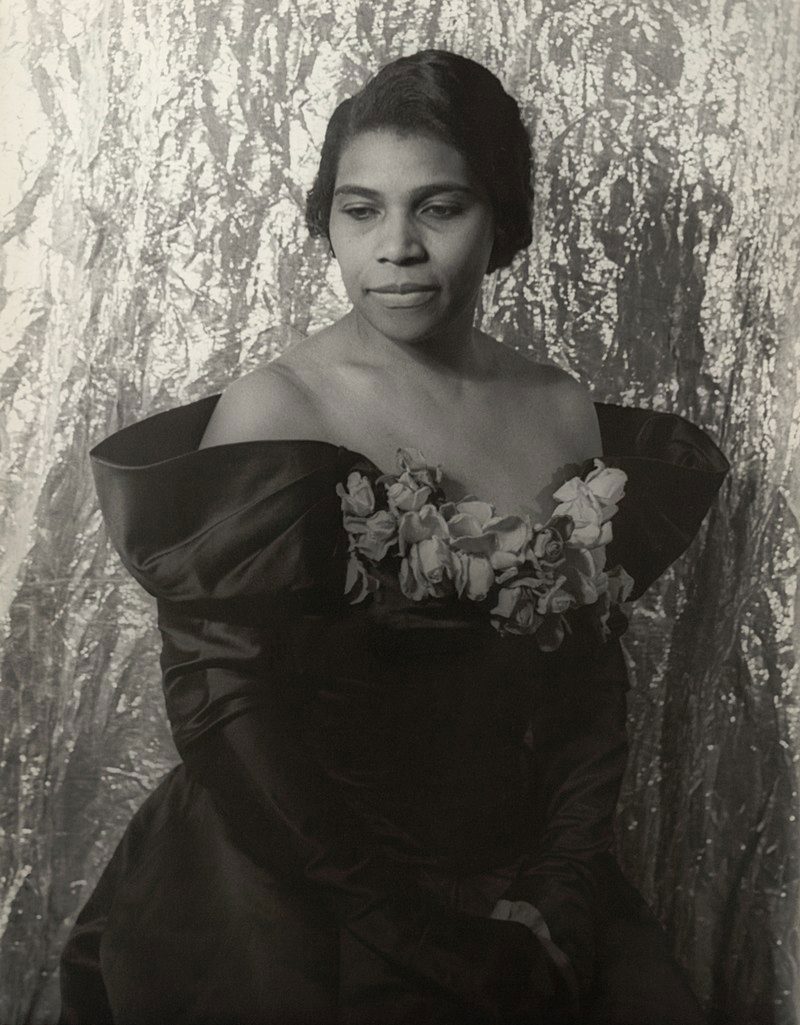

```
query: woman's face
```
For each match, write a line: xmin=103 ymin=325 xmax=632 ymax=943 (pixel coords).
xmin=328 ymin=130 xmax=495 ymax=346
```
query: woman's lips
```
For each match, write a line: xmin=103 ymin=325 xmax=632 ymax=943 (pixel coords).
xmin=369 ymin=284 xmax=438 ymax=293
xmin=368 ymin=286 xmax=439 ymax=308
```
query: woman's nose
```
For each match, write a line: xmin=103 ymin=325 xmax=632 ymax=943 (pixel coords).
xmin=377 ymin=212 xmax=426 ymax=264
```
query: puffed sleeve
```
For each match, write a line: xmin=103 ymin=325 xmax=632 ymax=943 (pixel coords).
xmin=90 ymin=395 xmax=573 ymax=1024
xmin=495 ymin=402 xmax=730 ymax=994
xmin=595 ymin=402 xmax=731 ymax=600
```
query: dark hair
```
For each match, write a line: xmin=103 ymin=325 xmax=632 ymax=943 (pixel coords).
xmin=305 ymin=50 xmax=533 ymax=274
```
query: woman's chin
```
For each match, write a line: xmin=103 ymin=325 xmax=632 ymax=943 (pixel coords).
xmin=352 ymin=307 xmax=435 ymax=345
xmin=352 ymin=299 xmax=471 ymax=349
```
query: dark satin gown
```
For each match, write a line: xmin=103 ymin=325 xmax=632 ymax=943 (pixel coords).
xmin=58 ymin=397 xmax=729 ymax=1025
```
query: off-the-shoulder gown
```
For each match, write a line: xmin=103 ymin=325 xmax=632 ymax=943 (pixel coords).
xmin=58 ymin=396 xmax=729 ymax=1025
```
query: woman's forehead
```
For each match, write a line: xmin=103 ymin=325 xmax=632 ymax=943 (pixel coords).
xmin=333 ymin=130 xmax=477 ymax=193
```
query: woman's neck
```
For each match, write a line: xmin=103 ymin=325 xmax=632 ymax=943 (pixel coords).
xmin=345 ymin=308 xmax=495 ymax=382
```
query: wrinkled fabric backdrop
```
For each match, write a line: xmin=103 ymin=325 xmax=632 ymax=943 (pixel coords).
xmin=1 ymin=0 xmax=798 ymax=1022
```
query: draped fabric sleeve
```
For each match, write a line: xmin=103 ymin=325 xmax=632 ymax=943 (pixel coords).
xmin=495 ymin=628 xmax=631 ymax=994
xmin=496 ymin=402 xmax=730 ymax=996
xmin=595 ymin=402 xmax=730 ymax=601
xmin=89 ymin=395 xmax=571 ymax=1023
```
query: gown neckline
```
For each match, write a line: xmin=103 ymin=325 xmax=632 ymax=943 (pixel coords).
xmin=91 ymin=392 xmax=726 ymax=477
xmin=87 ymin=392 xmax=730 ymax=605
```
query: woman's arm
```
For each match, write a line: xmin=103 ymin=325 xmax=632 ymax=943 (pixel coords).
xmin=494 ymin=630 xmax=630 ymax=994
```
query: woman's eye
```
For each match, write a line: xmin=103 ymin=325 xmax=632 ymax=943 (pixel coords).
xmin=339 ymin=203 xmax=463 ymax=222
xmin=422 ymin=204 xmax=463 ymax=219
xmin=343 ymin=206 xmax=376 ymax=221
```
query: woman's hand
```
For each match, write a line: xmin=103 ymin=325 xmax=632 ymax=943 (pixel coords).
xmin=388 ymin=904 xmax=577 ymax=1024
xmin=491 ymin=898 xmax=579 ymax=1005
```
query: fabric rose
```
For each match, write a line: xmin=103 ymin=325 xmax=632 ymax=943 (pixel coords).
xmin=497 ymin=574 xmax=575 ymax=617
xmin=386 ymin=473 xmax=432 ymax=513
xmin=551 ymin=460 xmax=626 ymax=548
xmin=453 ymin=552 xmax=495 ymax=602
xmin=441 ymin=498 xmax=491 ymax=542
xmin=382 ymin=448 xmax=443 ymax=513
xmin=493 ymin=584 xmax=565 ymax=650
xmin=606 ymin=563 xmax=634 ymax=604
xmin=551 ymin=481 xmax=607 ymax=548
xmin=491 ymin=571 xmax=574 ymax=647
xmin=336 ymin=471 xmax=375 ymax=520
xmin=441 ymin=497 xmax=493 ymax=522
xmin=444 ymin=499 xmax=532 ymax=573
xmin=584 ymin=460 xmax=626 ymax=518
xmin=595 ymin=565 xmax=635 ymax=638
xmin=533 ymin=576 xmax=574 ymax=616
xmin=490 ymin=581 xmax=543 ymax=636
xmin=397 ymin=504 xmax=449 ymax=555
xmin=490 ymin=579 xmax=569 ymax=649
xmin=396 ymin=447 xmax=442 ymax=490
xmin=400 ymin=537 xmax=460 ymax=601
xmin=529 ymin=515 xmax=571 ymax=572
xmin=344 ymin=553 xmax=379 ymax=605
xmin=561 ymin=547 xmax=608 ymax=605
xmin=486 ymin=515 xmax=533 ymax=570
xmin=348 ymin=510 xmax=398 ymax=562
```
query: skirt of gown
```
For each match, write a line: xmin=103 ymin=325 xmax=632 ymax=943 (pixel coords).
xmin=58 ymin=763 xmax=708 ymax=1025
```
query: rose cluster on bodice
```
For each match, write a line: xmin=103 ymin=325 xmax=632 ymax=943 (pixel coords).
xmin=337 ymin=449 xmax=634 ymax=651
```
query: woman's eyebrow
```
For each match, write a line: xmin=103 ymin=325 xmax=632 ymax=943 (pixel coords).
xmin=332 ymin=183 xmax=477 ymax=199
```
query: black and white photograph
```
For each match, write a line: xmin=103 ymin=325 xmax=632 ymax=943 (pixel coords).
xmin=0 ymin=2 xmax=797 ymax=1024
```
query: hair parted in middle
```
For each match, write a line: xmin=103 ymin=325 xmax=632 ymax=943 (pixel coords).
xmin=305 ymin=50 xmax=534 ymax=274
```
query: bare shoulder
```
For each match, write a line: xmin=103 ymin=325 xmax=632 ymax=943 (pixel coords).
xmin=198 ymin=361 xmax=327 ymax=449
xmin=535 ymin=364 xmax=601 ymax=458
xmin=491 ymin=343 xmax=601 ymax=457
xmin=525 ymin=360 xmax=597 ymax=417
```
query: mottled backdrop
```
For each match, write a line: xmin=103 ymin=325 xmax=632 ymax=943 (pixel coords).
xmin=1 ymin=1 xmax=798 ymax=1023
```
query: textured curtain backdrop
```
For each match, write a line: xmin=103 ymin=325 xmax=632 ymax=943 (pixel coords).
xmin=1 ymin=1 xmax=798 ymax=1022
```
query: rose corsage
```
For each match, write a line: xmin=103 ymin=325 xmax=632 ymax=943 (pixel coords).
xmin=336 ymin=449 xmax=634 ymax=651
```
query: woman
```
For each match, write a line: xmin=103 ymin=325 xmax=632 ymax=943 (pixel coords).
xmin=59 ymin=50 xmax=729 ymax=1024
